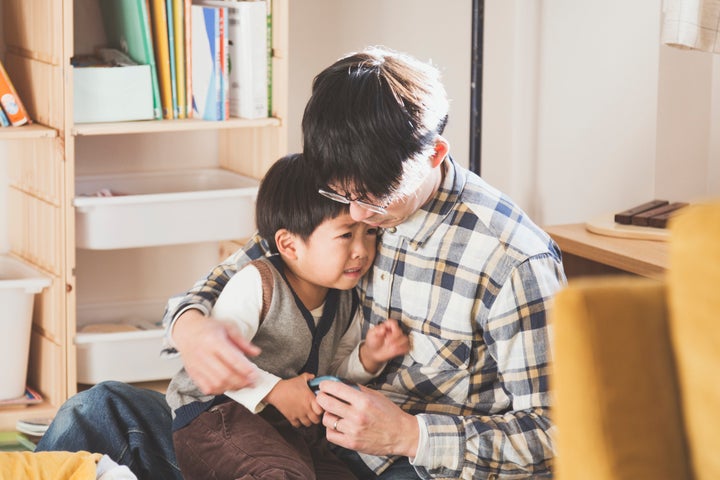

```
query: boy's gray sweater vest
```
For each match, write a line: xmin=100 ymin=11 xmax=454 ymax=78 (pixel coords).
xmin=166 ymin=257 xmax=356 ymax=427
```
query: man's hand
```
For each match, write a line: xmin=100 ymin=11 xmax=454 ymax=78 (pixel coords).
xmin=264 ymin=373 xmax=324 ymax=428
xmin=359 ymin=318 xmax=410 ymax=374
xmin=317 ymin=381 xmax=419 ymax=458
xmin=172 ymin=309 xmax=261 ymax=394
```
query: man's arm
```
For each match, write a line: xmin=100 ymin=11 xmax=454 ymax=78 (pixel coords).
xmin=161 ymin=236 xmax=268 ymax=394
xmin=411 ymin=254 xmax=563 ymax=478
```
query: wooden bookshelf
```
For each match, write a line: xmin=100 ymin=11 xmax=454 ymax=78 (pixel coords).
xmin=1 ymin=0 xmax=288 ymax=430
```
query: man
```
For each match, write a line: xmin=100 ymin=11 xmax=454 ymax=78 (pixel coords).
xmin=165 ymin=46 xmax=565 ymax=478
xmin=39 ymin=46 xmax=565 ymax=479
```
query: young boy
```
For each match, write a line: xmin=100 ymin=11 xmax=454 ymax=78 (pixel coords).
xmin=166 ymin=153 xmax=410 ymax=480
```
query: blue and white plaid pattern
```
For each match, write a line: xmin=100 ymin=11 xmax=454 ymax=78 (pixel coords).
xmin=162 ymin=159 xmax=565 ymax=479
xmin=350 ymin=160 xmax=564 ymax=478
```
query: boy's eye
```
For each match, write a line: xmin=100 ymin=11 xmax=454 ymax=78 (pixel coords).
xmin=366 ymin=228 xmax=379 ymax=236
xmin=340 ymin=232 xmax=353 ymax=239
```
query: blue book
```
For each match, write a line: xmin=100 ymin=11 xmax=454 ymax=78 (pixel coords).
xmin=0 ymin=107 xmax=10 ymax=127
xmin=191 ymin=5 xmax=224 ymax=120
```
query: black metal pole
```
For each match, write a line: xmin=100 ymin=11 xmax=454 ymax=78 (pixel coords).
xmin=469 ymin=0 xmax=484 ymax=175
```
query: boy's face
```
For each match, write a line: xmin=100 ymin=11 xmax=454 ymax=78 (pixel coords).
xmin=293 ymin=212 xmax=378 ymax=290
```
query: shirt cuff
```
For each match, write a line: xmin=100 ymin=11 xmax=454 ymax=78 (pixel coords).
xmin=345 ymin=343 xmax=386 ymax=384
xmin=410 ymin=414 xmax=430 ymax=466
xmin=224 ymin=371 xmax=281 ymax=413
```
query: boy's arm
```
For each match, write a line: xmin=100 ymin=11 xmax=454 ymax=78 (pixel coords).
xmin=263 ymin=373 xmax=323 ymax=428
xmin=329 ymin=310 xmax=411 ymax=383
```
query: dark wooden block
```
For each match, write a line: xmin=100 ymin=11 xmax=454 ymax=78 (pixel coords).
xmin=614 ymin=200 xmax=669 ymax=225
xmin=646 ymin=203 xmax=689 ymax=228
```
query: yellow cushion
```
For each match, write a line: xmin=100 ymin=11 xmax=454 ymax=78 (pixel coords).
xmin=0 ymin=451 xmax=102 ymax=480
xmin=552 ymin=276 xmax=691 ymax=480
xmin=667 ymin=202 xmax=720 ymax=480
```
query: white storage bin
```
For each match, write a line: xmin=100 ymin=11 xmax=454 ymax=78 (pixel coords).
xmin=75 ymin=299 xmax=183 ymax=384
xmin=74 ymin=168 xmax=259 ymax=249
xmin=0 ymin=256 xmax=52 ymax=400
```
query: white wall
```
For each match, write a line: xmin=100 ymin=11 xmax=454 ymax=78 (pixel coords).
xmin=287 ymin=0 xmax=472 ymax=166
xmin=483 ymin=0 xmax=720 ymax=226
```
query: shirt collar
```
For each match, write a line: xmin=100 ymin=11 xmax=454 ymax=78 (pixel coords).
xmin=390 ymin=156 xmax=466 ymax=249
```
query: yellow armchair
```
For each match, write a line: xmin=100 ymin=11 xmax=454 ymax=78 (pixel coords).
xmin=551 ymin=202 xmax=720 ymax=480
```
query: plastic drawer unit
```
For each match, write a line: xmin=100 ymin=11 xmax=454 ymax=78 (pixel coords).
xmin=74 ymin=168 xmax=260 ymax=249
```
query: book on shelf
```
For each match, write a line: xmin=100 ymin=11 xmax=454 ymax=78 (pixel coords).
xmin=149 ymin=0 xmax=174 ymax=119
xmin=15 ymin=417 xmax=52 ymax=438
xmin=220 ymin=6 xmax=229 ymax=120
xmin=227 ymin=1 xmax=269 ymax=119
xmin=0 ymin=386 xmax=43 ymax=407
xmin=172 ymin=0 xmax=187 ymax=119
xmin=191 ymin=5 xmax=227 ymax=121
xmin=184 ymin=0 xmax=193 ymax=118
xmin=99 ymin=0 xmax=162 ymax=120
xmin=165 ymin=0 xmax=179 ymax=118
xmin=0 ymin=107 xmax=10 ymax=127
xmin=0 ymin=59 xmax=30 ymax=126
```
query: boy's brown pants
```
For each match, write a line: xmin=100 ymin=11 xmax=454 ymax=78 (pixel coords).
xmin=173 ymin=401 xmax=358 ymax=480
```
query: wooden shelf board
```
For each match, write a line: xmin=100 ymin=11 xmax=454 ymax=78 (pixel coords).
xmin=72 ymin=117 xmax=281 ymax=136
xmin=0 ymin=124 xmax=57 ymax=140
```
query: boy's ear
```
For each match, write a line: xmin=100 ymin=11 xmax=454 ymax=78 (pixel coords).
xmin=430 ymin=136 xmax=450 ymax=168
xmin=275 ymin=229 xmax=298 ymax=259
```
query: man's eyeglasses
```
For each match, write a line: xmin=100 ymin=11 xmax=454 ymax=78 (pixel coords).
xmin=318 ymin=188 xmax=388 ymax=215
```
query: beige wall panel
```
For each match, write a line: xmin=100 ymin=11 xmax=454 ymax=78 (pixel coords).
xmin=28 ymin=331 xmax=67 ymax=408
xmin=8 ymin=189 xmax=64 ymax=276
xmin=7 ymin=139 xmax=64 ymax=206
xmin=219 ymin=127 xmax=284 ymax=180
xmin=2 ymin=0 xmax=62 ymax=64
xmin=5 ymin=54 xmax=64 ymax=129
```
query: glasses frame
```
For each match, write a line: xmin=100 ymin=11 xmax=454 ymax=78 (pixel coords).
xmin=318 ymin=188 xmax=388 ymax=215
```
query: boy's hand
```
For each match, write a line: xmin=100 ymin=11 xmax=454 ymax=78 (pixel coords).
xmin=359 ymin=318 xmax=410 ymax=374
xmin=264 ymin=373 xmax=324 ymax=427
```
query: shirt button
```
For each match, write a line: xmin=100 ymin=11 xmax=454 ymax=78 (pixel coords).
xmin=381 ymin=273 xmax=387 ymax=280
xmin=387 ymin=227 xmax=397 ymax=234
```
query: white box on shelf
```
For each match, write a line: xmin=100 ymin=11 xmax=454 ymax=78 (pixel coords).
xmin=74 ymin=168 xmax=259 ymax=249
xmin=75 ymin=299 xmax=183 ymax=384
xmin=73 ymin=65 xmax=155 ymax=123
xmin=0 ymin=256 xmax=51 ymax=400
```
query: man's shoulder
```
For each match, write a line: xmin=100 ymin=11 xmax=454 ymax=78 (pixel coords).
xmin=456 ymin=176 xmax=556 ymax=260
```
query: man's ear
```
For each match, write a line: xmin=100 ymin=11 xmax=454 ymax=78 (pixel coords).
xmin=430 ymin=136 xmax=450 ymax=168
xmin=275 ymin=229 xmax=298 ymax=259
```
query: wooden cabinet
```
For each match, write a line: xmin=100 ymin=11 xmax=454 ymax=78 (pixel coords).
xmin=0 ymin=0 xmax=288 ymax=430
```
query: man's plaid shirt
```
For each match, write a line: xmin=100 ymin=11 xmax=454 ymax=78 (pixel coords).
xmin=163 ymin=158 xmax=565 ymax=479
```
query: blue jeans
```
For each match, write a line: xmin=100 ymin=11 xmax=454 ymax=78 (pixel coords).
xmin=36 ymin=381 xmax=182 ymax=480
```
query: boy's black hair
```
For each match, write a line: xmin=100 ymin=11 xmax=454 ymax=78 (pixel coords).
xmin=302 ymin=46 xmax=449 ymax=203
xmin=255 ymin=153 xmax=349 ymax=253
